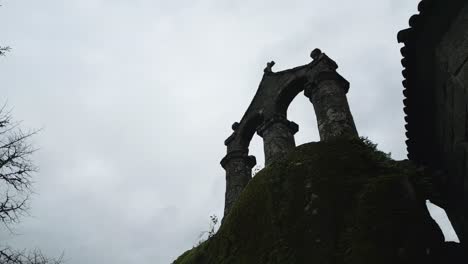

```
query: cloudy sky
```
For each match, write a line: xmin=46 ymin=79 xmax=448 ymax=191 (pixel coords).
xmin=0 ymin=0 xmax=459 ymax=263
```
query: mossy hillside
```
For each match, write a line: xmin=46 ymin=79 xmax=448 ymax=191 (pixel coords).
xmin=173 ymin=139 xmax=444 ymax=264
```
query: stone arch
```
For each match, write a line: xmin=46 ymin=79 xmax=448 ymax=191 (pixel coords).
xmin=221 ymin=49 xmax=359 ymax=217
xmin=274 ymin=76 xmax=308 ymax=117
xmin=235 ymin=112 xmax=264 ymax=150
xmin=284 ymin=86 xmax=321 ymax=144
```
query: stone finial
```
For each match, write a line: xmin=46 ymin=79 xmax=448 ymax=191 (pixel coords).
xmin=264 ymin=61 xmax=276 ymax=73
xmin=310 ymin=48 xmax=322 ymax=60
xmin=231 ymin=122 xmax=240 ymax=131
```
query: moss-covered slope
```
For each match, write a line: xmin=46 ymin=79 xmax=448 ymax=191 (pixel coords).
xmin=174 ymin=139 xmax=446 ymax=264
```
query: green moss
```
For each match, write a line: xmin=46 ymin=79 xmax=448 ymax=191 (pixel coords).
xmin=173 ymin=138 xmax=444 ymax=264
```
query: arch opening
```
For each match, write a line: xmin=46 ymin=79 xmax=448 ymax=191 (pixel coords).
xmin=274 ymin=76 xmax=319 ymax=146
xmin=274 ymin=76 xmax=308 ymax=117
xmin=236 ymin=112 xmax=264 ymax=150
xmin=287 ymin=93 xmax=320 ymax=145
xmin=249 ymin=133 xmax=264 ymax=176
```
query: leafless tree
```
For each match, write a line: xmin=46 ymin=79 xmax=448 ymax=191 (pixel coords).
xmin=0 ymin=46 xmax=10 ymax=56
xmin=1 ymin=1 xmax=11 ymax=57
xmin=0 ymin=106 xmax=63 ymax=264
xmin=0 ymin=105 xmax=36 ymax=227
xmin=0 ymin=247 xmax=63 ymax=264
xmin=1 ymin=4 xmax=63 ymax=262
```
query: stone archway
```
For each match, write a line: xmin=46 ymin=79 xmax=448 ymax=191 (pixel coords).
xmin=221 ymin=49 xmax=358 ymax=217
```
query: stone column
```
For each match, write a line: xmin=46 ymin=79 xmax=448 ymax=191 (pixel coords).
xmin=257 ymin=115 xmax=299 ymax=166
xmin=221 ymin=150 xmax=256 ymax=217
xmin=304 ymin=71 xmax=358 ymax=141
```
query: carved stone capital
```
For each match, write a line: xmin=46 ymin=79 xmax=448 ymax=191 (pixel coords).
xmin=220 ymin=150 xmax=257 ymax=169
xmin=256 ymin=115 xmax=299 ymax=138
xmin=304 ymin=71 xmax=350 ymax=99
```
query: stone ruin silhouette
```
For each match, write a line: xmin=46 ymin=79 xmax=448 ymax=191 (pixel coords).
xmin=173 ymin=2 xmax=468 ymax=261
xmin=220 ymin=49 xmax=359 ymax=216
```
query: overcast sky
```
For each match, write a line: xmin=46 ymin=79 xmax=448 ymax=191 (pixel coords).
xmin=0 ymin=0 xmax=459 ymax=263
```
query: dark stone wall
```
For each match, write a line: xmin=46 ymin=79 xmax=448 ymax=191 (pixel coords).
xmin=432 ymin=3 xmax=468 ymax=242
xmin=398 ymin=0 xmax=468 ymax=246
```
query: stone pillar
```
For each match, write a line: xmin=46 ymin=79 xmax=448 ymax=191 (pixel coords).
xmin=257 ymin=115 xmax=299 ymax=166
xmin=221 ymin=150 xmax=256 ymax=217
xmin=304 ymin=71 xmax=358 ymax=141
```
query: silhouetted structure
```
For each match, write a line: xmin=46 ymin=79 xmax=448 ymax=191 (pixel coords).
xmin=174 ymin=1 xmax=468 ymax=263
xmin=398 ymin=0 xmax=468 ymax=250
xmin=221 ymin=49 xmax=358 ymax=216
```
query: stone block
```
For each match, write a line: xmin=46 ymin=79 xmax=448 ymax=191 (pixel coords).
xmin=438 ymin=3 xmax=468 ymax=75
xmin=452 ymin=78 xmax=467 ymax=142
xmin=456 ymin=56 xmax=468 ymax=86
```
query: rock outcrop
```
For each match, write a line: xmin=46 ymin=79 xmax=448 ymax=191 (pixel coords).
xmin=173 ymin=139 xmax=456 ymax=264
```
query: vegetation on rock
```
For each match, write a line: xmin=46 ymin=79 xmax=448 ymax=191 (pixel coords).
xmin=173 ymin=139 xmax=446 ymax=264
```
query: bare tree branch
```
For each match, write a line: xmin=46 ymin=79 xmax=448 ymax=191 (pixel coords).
xmin=0 ymin=106 xmax=63 ymax=263
xmin=1 ymin=6 xmax=63 ymax=260
xmin=0 ymin=106 xmax=37 ymax=226
xmin=0 ymin=247 xmax=63 ymax=264
xmin=0 ymin=46 xmax=10 ymax=56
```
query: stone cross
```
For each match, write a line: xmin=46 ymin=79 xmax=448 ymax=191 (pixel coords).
xmin=264 ymin=61 xmax=275 ymax=73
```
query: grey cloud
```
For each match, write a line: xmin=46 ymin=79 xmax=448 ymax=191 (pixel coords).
xmin=2 ymin=0 xmax=447 ymax=263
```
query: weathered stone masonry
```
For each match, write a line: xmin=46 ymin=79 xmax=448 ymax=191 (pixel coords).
xmin=221 ymin=49 xmax=358 ymax=216
xmin=220 ymin=150 xmax=256 ymax=217
xmin=256 ymin=115 xmax=298 ymax=166
xmin=398 ymin=0 xmax=468 ymax=246
xmin=304 ymin=68 xmax=358 ymax=141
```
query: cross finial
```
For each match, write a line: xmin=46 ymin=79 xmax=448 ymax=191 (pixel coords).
xmin=264 ymin=61 xmax=275 ymax=73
